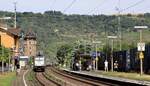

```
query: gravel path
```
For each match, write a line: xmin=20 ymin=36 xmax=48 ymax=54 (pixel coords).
xmin=12 ymin=70 xmax=26 ymax=86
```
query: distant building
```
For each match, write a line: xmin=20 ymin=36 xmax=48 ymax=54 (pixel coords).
xmin=24 ymin=30 xmax=37 ymax=57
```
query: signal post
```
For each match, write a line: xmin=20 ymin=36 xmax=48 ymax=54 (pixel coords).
xmin=135 ymin=26 xmax=148 ymax=75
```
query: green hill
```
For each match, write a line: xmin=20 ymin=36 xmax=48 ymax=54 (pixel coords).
xmin=1 ymin=11 xmax=150 ymax=62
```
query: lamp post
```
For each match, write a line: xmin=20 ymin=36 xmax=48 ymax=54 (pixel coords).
xmin=107 ymin=36 xmax=117 ymax=72
xmin=92 ymin=41 xmax=101 ymax=71
xmin=134 ymin=26 xmax=148 ymax=75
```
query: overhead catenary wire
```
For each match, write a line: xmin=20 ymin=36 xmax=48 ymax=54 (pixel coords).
xmin=87 ymin=0 xmax=109 ymax=14
xmin=50 ymin=0 xmax=56 ymax=11
xmin=120 ymin=0 xmax=146 ymax=12
xmin=115 ymin=0 xmax=146 ymax=51
xmin=63 ymin=0 xmax=77 ymax=13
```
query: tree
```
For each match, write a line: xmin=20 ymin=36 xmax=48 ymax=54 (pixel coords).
xmin=0 ymin=45 xmax=10 ymax=73
xmin=1 ymin=11 xmax=150 ymax=64
xmin=56 ymin=44 xmax=72 ymax=66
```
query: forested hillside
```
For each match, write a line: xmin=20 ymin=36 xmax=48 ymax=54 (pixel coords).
xmin=1 ymin=11 xmax=150 ymax=61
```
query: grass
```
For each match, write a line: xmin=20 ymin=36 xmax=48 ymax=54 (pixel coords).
xmin=25 ymin=69 xmax=40 ymax=86
xmin=0 ymin=72 xmax=16 ymax=86
xmin=95 ymin=71 xmax=150 ymax=81
xmin=26 ymin=70 xmax=34 ymax=81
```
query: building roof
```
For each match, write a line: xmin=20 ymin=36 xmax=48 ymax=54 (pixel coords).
xmin=0 ymin=27 xmax=20 ymax=37
xmin=7 ymin=28 xmax=21 ymax=36
xmin=24 ymin=29 xmax=36 ymax=39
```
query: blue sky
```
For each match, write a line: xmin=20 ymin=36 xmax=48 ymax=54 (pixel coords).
xmin=0 ymin=0 xmax=150 ymax=15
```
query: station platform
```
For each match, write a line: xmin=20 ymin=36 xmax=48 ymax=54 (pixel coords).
xmin=62 ymin=68 xmax=150 ymax=86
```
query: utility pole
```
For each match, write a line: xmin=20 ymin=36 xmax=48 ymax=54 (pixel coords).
xmin=8 ymin=49 xmax=11 ymax=71
xmin=14 ymin=2 xmax=17 ymax=28
xmin=92 ymin=41 xmax=101 ymax=71
xmin=111 ymin=39 xmax=114 ymax=72
xmin=95 ymin=44 xmax=98 ymax=70
xmin=118 ymin=14 xmax=121 ymax=51
xmin=116 ymin=0 xmax=122 ymax=51
xmin=1 ymin=43 xmax=4 ymax=73
xmin=107 ymin=36 xmax=117 ymax=72
xmin=139 ymin=29 xmax=143 ymax=75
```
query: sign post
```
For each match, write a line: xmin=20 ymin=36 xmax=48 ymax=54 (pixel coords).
xmin=137 ymin=42 xmax=145 ymax=75
xmin=139 ymin=52 xmax=144 ymax=59
xmin=135 ymin=26 xmax=148 ymax=75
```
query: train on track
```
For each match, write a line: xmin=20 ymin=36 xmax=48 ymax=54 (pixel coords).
xmin=33 ymin=51 xmax=45 ymax=72
xmin=110 ymin=44 xmax=150 ymax=73
xmin=72 ymin=44 xmax=150 ymax=74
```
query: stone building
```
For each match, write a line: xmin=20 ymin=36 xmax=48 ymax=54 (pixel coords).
xmin=24 ymin=30 xmax=37 ymax=57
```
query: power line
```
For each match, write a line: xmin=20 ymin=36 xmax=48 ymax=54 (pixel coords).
xmin=63 ymin=0 xmax=77 ymax=13
xmin=115 ymin=0 xmax=146 ymax=51
xmin=87 ymin=0 xmax=109 ymax=14
xmin=120 ymin=0 xmax=146 ymax=12
xmin=50 ymin=0 xmax=56 ymax=10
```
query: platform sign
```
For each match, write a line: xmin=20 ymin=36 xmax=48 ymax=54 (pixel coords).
xmin=90 ymin=52 xmax=101 ymax=58
xmin=139 ymin=52 xmax=144 ymax=59
xmin=137 ymin=43 xmax=145 ymax=51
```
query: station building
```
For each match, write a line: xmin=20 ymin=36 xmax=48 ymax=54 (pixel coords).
xmin=0 ymin=25 xmax=37 ymax=67
xmin=0 ymin=26 xmax=20 ymax=55
xmin=0 ymin=26 xmax=37 ymax=57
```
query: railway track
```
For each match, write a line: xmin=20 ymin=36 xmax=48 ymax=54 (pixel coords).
xmin=35 ymin=72 xmax=60 ymax=86
xmin=34 ymin=67 xmax=143 ymax=86
xmin=46 ymin=67 xmax=116 ymax=86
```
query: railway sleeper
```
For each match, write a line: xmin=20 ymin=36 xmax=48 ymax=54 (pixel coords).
xmin=45 ymin=69 xmax=75 ymax=86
